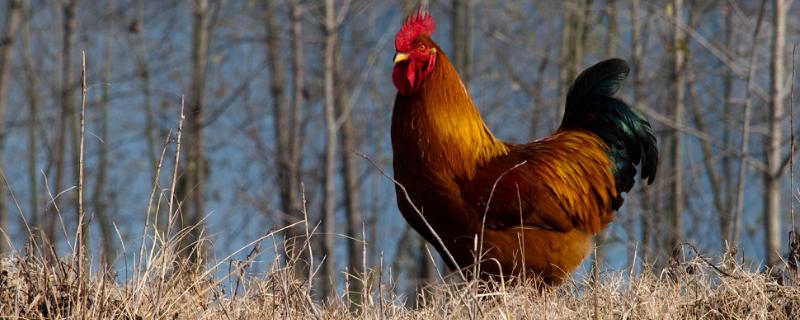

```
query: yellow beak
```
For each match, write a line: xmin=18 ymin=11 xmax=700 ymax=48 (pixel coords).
xmin=394 ymin=52 xmax=409 ymax=64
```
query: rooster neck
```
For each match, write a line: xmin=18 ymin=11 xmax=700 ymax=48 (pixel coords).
xmin=392 ymin=52 xmax=508 ymax=179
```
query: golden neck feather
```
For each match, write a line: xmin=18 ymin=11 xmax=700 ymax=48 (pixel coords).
xmin=401 ymin=51 xmax=508 ymax=179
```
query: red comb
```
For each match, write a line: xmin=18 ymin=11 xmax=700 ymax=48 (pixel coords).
xmin=395 ymin=8 xmax=435 ymax=52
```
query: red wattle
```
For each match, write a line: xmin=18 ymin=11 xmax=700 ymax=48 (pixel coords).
xmin=392 ymin=64 xmax=411 ymax=95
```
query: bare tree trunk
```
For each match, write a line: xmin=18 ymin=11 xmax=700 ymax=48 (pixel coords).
xmin=136 ymin=1 xmax=155 ymax=162
xmin=264 ymin=0 xmax=289 ymax=233
xmin=133 ymin=1 xmax=166 ymax=235
xmin=733 ymin=0 xmax=767 ymax=249
xmin=21 ymin=0 xmax=39 ymax=239
xmin=604 ymin=0 xmax=617 ymax=58
xmin=288 ymin=0 xmax=307 ymax=276
xmin=265 ymin=0 xmax=307 ymax=277
xmin=765 ymin=0 xmax=786 ymax=266
xmin=67 ymin=1 xmax=86 ymax=254
xmin=451 ymin=0 xmax=473 ymax=84
xmin=333 ymin=16 xmax=363 ymax=302
xmin=136 ymin=0 xmax=159 ymax=205
xmin=49 ymin=0 xmax=78 ymax=252
xmin=93 ymin=0 xmax=116 ymax=268
xmin=572 ymin=0 xmax=589 ymax=75
xmin=0 ymin=0 xmax=22 ymax=254
xmin=321 ymin=0 xmax=338 ymax=300
xmin=526 ymin=59 xmax=548 ymax=139
xmin=181 ymin=0 xmax=210 ymax=262
xmin=336 ymin=71 xmax=364 ymax=311
xmin=720 ymin=2 xmax=735 ymax=246
xmin=265 ymin=0 xmax=289 ymax=214
xmin=630 ymin=0 xmax=651 ymax=263
xmin=668 ymin=0 xmax=685 ymax=253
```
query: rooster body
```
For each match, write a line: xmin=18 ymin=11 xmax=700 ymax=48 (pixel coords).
xmin=391 ymin=11 xmax=657 ymax=285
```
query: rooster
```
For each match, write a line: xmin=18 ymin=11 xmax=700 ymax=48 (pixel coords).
xmin=390 ymin=10 xmax=658 ymax=285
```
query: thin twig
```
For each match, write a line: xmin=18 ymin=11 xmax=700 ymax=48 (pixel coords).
xmin=156 ymin=96 xmax=185 ymax=315
xmin=76 ymin=51 xmax=87 ymax=264
xmin=167 ymin=96 xmax=185 ymax=237
xmin=76 ymin=49 xmax=88 ymax=318
xmin=0 ymin=168 xmax=31 ymax=253
xmin=790 ymin=43 xmax=797 ymax=238
xmin=140 ymin=134 xmax=171 ymax=274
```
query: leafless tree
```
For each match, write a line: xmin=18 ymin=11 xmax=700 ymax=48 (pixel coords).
xmin=265 ymin=0 xmax=308 ymax=277
xmin=181 ymin=0 xmax=211 ymax=261
xmin=48 ymin=0 xmax=79 ymax=253
xmin=135 ymin=0 xmax=160 ymax=193
xmin=0 ymin=0 xmax=22 ymax=253
xmin=336 ymin=47 xmax=365 ymax=311
xmin=669 ymin=0 xmax=686 ymax=253
xmin=734 ymin=0 xmax=767 ymax=250
xmin=21 ymin=0 xmax=39 ymax=240
xmin=558 ymin=0 xmax=590 ymax=118
xmin=765 ymin=0 xmax=788 ymax=266
xmin=629 ymin=0 xmax=652 ymax=262
xmin=322 ymin=0 xmax=338 ymax=299
xmin=288 ymin=0 xmax=307 ymax=276
xmin=92 ymin=0 xmax=116 ymax=267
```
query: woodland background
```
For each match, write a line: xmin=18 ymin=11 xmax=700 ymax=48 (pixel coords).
xmin=0 ymin=0 xmax=798 ymax=302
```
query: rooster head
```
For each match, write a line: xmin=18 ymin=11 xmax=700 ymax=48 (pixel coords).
xmin=393 ymin=8 xmax=437 ymax=95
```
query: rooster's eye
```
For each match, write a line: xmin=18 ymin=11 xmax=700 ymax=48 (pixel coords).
xmin=417 ymin=44 xmax=426 ymax=52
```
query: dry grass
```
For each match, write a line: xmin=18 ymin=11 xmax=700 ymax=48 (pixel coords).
xmin=1 ymin=232 xmax=799 ymax=320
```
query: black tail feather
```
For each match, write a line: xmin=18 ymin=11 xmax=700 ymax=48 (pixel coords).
xmin=561 ymin=58 xmax=658 ymax=199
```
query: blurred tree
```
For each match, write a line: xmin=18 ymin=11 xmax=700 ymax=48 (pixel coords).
xmin=265 ymin=0 xmax=308 ymax=279
xmin=559 ymin=0 xmax=590 ymax=119
xmin=451 ymin=0 xmax=473 ymax=84
xmin=337 ymin=38 xmax=365 ymax=312
xmin=765 ymin=0 xmax=787 ymax=267
xmin=136 ymin=0 xmax=160 ymax=201
xmin=21 ymin=0 xmax=39 ymax=244
xmin=629 ymin=0 xmax=652 ymax=262
xmin=49 ymin=0 xmax=79 ymax=255
xmin=669 ymin=0 xmax=686 ymax=254
xmin=92 ymin=0 xmax=116 ymax=268
xmin=181 ymin=0 xmax=211 ymax=262
xmin=322 ymin=0 xmax=338 ymax=300
xmin=0 ymin=0 xmax=22 ymax=254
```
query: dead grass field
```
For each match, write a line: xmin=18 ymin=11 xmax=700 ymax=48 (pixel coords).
xmin=1 ymin=238 xmax=799 ymax=320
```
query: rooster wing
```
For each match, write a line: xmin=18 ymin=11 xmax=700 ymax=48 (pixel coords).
xmin=458 ymin=59 xmax=657 ymax=235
